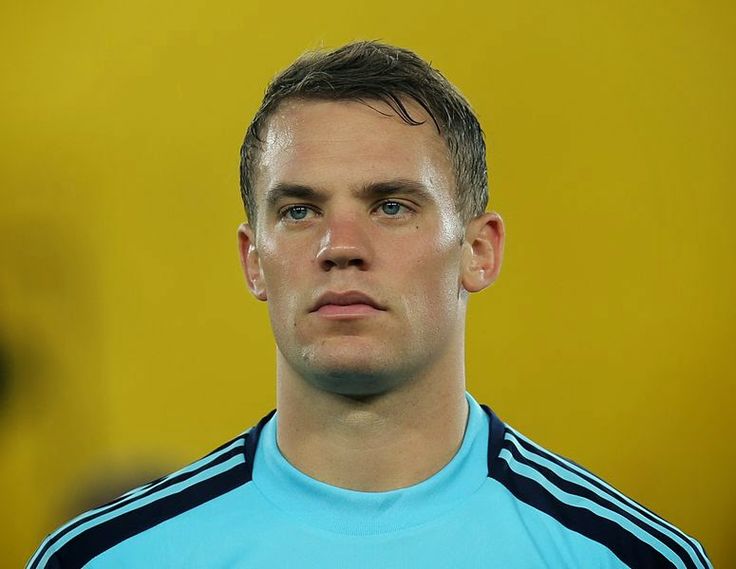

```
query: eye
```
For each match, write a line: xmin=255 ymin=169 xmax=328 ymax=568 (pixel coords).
xmin=280 ymin=205 xmax=315 ymax=221
xmin=377 ymin=201 xmax=410 ymax=216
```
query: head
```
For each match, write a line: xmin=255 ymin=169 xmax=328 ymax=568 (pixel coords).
xmin=237 ymin=42 xmax=504 ymax=397
xmin=240 ymin=41 xmax=488 ymax=229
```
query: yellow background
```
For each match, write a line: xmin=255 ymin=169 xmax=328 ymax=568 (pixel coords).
xmin=2 ymin=0 xmax=733 ymax=566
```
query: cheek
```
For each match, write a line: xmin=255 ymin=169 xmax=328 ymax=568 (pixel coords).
xmin=402 ymin=238 xmax=463 ymax=314
xmin=259 ymin=238 xmax=310 ymax=294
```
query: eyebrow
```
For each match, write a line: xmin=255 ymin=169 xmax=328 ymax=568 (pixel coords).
xmin=265 ymin=178 xmax=434 ymax=210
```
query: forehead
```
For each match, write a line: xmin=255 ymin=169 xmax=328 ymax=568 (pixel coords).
xmin=254 ymin=98 xmax=455 ymax=200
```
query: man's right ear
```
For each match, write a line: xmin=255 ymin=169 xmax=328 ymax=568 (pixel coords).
xmin=237 ymin=223 xmax=268 ymax=301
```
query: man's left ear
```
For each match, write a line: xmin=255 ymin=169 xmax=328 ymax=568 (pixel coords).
xmin=461 ymin=211 xmax=505 ymax=293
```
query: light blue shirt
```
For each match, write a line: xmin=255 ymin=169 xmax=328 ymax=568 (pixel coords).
xmin=28 ymin=392 xmax=711 ymax=568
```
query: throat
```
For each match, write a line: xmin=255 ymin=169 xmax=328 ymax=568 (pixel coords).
xmin=276 ymin=395 xmax=470 ymax=492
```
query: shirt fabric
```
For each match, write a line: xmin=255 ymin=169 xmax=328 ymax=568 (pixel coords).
xmin=27 ymin=392 xmax=711 ymax=568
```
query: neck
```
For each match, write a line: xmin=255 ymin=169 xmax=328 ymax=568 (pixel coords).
xmin=275 ymin=350 xmax=469 ymax=492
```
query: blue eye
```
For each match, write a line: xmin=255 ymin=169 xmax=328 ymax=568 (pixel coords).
xmin=283 ymin=206 xmax=310 ymax=220
xmin=380 ymin=201 xmax=404 ymax=215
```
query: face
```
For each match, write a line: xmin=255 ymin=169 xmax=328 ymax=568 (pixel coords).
xmin=238 ymin=99 xmax=502 ymax=396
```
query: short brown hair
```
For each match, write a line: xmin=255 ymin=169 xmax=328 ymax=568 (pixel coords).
xmin=239 ymin=41 xmax=488 ymax=226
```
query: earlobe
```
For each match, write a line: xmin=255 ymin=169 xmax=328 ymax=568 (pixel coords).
xmin=461 ymin=212 xmax=505 ymax=293
xmin=237 ymin=223 xmax=268 ymax=301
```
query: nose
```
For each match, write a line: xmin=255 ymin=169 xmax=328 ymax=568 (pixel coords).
xmin=315 ymin=215 xmax=373 ymax=271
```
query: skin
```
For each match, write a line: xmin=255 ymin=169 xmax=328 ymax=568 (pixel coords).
xmin=238 ymin=98 xmax=504 ymax=492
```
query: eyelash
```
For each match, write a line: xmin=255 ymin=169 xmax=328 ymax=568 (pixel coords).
xmin=278 ymin=200 xmax=413 ymax=222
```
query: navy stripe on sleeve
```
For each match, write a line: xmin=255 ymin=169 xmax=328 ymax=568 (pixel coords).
xmin=29 ymin=409 xmax=275 ymax=569
xmin=57 ymin=461 xmax=247 ymax=568
xmin=479 ymin=404 xmax=710 ymax=569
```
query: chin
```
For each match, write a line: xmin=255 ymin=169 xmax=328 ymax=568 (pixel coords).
xmin=308 ymin=371 xmax=400 ymax=398
xmin=280 ymin=335 xmax=417 ymax=396
xmin=299 ymin=351 xmax=405 ymax=397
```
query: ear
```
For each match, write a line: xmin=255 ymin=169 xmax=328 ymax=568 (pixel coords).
xmin=237 ymin=223 xmax=268 ymax=301
xmin=461 ymin=211 xmax=505 ymax=293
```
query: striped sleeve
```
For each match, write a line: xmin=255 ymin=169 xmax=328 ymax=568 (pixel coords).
xmin=486 ymin=417 xmax=711 ymax=569
xmin=26 ymin=410 xmax=275 ymax=569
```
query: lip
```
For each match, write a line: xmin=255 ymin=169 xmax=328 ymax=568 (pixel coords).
xmin=315 ymin=303 xmax=382 ymax=318
xmin=310 ymin=290 xmax=386 ymax=314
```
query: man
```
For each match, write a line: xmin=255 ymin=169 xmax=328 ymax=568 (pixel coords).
xmin=29 ymin=41 xmax=711 ymax=568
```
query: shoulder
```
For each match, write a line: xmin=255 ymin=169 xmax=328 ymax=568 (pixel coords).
xmin=481 ymin=406 xmax=711 ymax=569
xmin=26 ymin=411 xmax=275 ymax=569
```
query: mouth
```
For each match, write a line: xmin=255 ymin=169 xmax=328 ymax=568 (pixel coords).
xmin=315 ymin=303 xmax=382 ymax=317
xmin=310 ymin=290 xmax=386 ymax=318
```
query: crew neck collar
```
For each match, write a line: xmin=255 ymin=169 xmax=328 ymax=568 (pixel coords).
xmin=251 ymin=391 xmax=490 ymax=535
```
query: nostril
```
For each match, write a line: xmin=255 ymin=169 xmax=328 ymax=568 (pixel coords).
xmin=320 ymin=257 xmax=365 ymax=271
xmin=315 ymin=236 xmax=371 ymax=270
